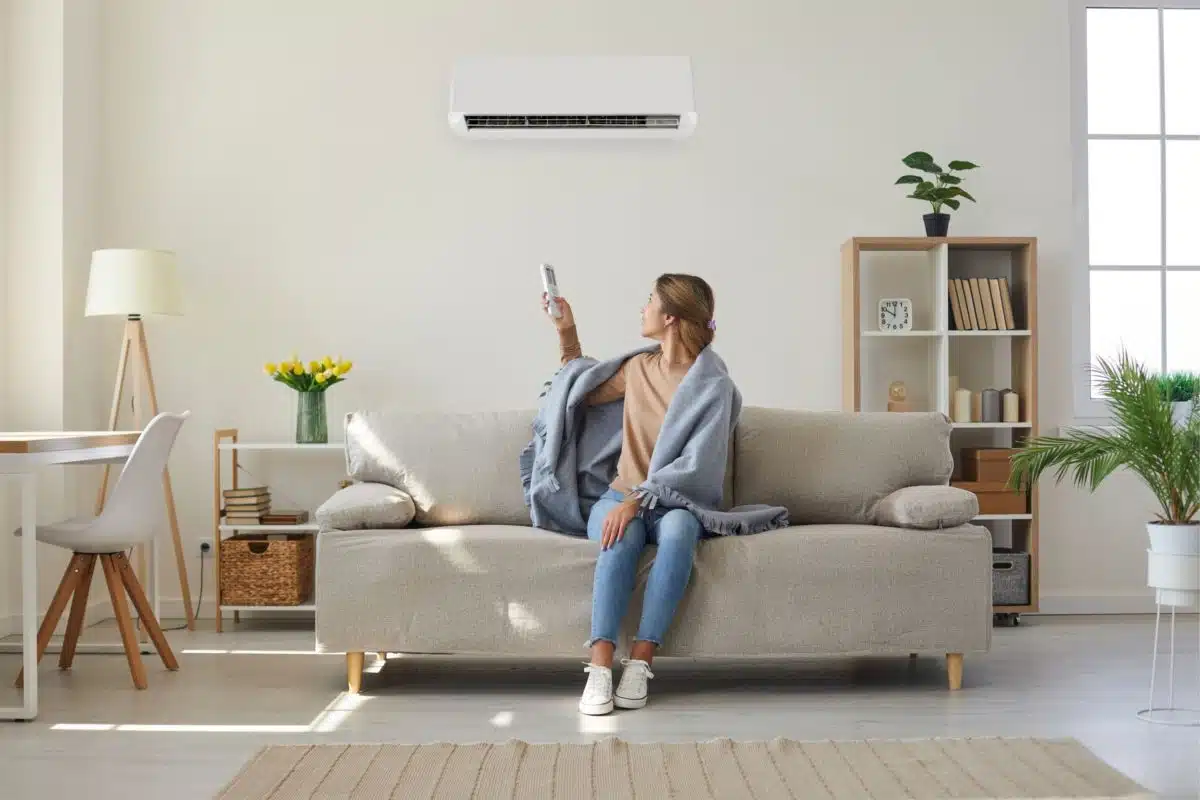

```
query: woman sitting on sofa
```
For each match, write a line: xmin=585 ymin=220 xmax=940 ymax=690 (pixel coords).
xmin=542 ymin=273 xmax=721 ymax=716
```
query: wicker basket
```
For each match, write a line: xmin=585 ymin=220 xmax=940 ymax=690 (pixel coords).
xmin=220 ymin=534 xmax=314 ymax=606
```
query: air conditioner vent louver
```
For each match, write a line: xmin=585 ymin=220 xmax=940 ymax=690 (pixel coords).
xmin=464 ymin=114 xmax=681 ymax=130
xmin=450 ymin=57 xmax=697 ymax=139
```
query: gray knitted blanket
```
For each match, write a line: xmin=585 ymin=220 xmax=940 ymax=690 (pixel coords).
xmin=519 ymin=345 xmax=789 ymax=536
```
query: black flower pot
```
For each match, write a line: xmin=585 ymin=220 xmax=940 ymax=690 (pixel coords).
xmin=923 ymin=213 xmax=950 ymax=237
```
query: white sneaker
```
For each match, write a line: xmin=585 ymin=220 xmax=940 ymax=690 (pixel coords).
xmin=579 ymin=663 xmax=614 ymax=715
xmin=614 ymin=658 xmax=654 ymax=709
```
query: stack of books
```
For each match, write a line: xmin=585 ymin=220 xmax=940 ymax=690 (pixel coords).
xmin=948 ymin=277 xmax=1017 ymax=331
xmin=223 ymin=486 xmax=270 ymax=526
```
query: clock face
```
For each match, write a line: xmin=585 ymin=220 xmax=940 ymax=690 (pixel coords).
xmin=878 ymin=298 xmax=913 ymax=331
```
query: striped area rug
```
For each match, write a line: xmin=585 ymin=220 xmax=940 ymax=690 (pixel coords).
xmin=218 ymin=736 xmax=1151 ymax=799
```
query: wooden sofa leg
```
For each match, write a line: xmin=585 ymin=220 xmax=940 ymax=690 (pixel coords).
xmin=347 ymin=652 xmax=364 ymax=694
xmin=946 ymin=653 xmax=963 ymax=691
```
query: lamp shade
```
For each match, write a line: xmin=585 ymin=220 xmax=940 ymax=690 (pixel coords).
xmin=85 ymin=249 xmax=183 ymax=317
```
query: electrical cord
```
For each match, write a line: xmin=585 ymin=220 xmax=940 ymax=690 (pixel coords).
xmin=119 ymin=546 xmax=203 ymax=633
xmin=162 ymin=550 xmax=204 ymax=632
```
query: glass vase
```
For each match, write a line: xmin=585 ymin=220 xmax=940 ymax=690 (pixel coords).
xmin=295 ymin=391 xmax=328 ymax=444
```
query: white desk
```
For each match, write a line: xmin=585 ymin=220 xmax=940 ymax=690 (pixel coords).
xmin=0 ymin=432 xmax=139 ymax=721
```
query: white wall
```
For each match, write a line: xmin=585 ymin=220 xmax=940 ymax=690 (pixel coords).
xmin=0 ymin=0 xmax=107 ymax=636
xmin=0 ymin=0 xmax=10 ymax=631
xmin=0 ymin=0 xmax=1143 ymax=615
xmin=2 ymin=0 xmax=70 ymax=633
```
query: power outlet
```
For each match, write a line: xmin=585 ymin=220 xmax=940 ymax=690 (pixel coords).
xmin=199 ymin=539 xmax=213 ymax=556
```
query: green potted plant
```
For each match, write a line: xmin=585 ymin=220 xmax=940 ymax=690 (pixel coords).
xmin=895 ymin=151 xmax=979 ymax=236
xmin=1008 ymin=351 xmax=1200 ymax=608
xmin=1155 ymin=370 xmax=1200 ymax=427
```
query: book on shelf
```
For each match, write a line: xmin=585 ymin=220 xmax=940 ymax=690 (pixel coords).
xmin=947 ymin=277 xmax=1018 ymax=331
xmin=975 ymin=278 xmax=997 ymax=329
xmin=988 ymin=279 xmax=1008 ymax=331
xmin=223 ymin=486 xmax=269 ymax=499
xmin=224 ymin=514 xmax=264 ymax=525
xmin=968 ymin=279 xmax=985 ymax=329
xmin=998 ymin=277 xmax=1016 ymax=329
xmin=224 ymin=500 xmax=270 ymax=513
xmin=948 ymin=280 xmax=965 ymax=330
xmin=259 ymin=510 xmax=310 ymax=525
xmin=961 ymin=280 xmax=979 ymax=330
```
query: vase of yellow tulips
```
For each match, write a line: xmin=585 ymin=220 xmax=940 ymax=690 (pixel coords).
xmin=264 ymin=356 xmax=353 ymax=444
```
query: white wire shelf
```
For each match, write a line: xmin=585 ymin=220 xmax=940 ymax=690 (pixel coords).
xmin=219 ymin=523 xmax=319 ymax=533
xmin=218 ymin=442 xmax=342 ymax=450
xmin=860 ymin=330 xmax=941 ymax=337
xmin=220 ymin=604 xmax=315 ymax=612
xmin=951 ymin=422 xmax=1032 ymax=429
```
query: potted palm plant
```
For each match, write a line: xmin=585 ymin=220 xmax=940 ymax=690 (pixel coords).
xmin=1009 ymin=351 xmax=1200 ymax=608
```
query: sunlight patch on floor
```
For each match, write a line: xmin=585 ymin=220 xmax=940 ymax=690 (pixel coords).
xmin=52 ymin=723 xmax=312 ymax=733
xmin=577 ymin=713 xmax=620 ymax=734
xmin=180 ymin=649 xmax=319 ymax=656
xmin=309 ymin=692 xmax=372 ymax=733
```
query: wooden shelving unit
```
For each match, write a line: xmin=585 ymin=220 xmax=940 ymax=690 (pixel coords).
xmin=211 ymin=430 xmax=342 ymax=632
xmin=842 ymin=236 xmax=1039 ymax=618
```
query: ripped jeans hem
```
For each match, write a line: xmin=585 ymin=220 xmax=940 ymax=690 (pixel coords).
xmin=584 ymin=636 xmax=664 ymax=649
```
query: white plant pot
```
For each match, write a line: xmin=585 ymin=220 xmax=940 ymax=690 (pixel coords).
xmin=1172 ymin=401 xmax=1192 ymax=427
xmin=1147 ymin=522 xmax=1200 ymax=608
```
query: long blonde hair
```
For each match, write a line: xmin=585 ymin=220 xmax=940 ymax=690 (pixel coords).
xmin=655 ymin=273 xmax=715 ymax=357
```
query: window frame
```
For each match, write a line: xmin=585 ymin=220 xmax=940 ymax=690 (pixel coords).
xmin=1070 ymin=0 xmax=1200 ymax=420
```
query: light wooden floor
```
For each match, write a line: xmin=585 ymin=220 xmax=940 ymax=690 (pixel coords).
xmin=1 ymin=615 xmax=1197 ymax=799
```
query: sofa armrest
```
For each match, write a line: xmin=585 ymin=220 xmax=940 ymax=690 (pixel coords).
xmin=316 ymin=482 xmax=415 ymax=531
xmin=874 ymin=485 xmax=979 ymax=530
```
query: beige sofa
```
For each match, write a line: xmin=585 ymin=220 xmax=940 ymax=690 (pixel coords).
xmin=315 ymin=407 xmax=992 ymax=694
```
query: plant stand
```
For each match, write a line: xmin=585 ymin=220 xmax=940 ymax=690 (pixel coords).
xmin=1137 ymin=602 xmax=1200 ymax=726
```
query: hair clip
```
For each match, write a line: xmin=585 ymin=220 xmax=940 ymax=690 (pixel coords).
xmin=706 ymin=319 xmax=717 ymax=331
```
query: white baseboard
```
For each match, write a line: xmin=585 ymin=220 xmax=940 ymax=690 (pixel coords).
xmin=1036 ymin=591 xmax=1197 ymax=615
xmin=0 ymin=598 xmax=114 ymax=639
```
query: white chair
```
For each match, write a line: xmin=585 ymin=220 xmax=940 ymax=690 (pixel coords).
xmin=14 ymin=411 xmax=190 ymax=690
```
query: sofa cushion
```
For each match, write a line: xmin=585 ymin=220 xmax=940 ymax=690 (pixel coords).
xmin=345 ymin=409 xmax=534 ymax=527
xmin=732 ymin=408 xmax=954 ymax=524
xmin=315 ymin=482 xmax=415 ymax=531
xmin=874 ymin=485 xmax=979 ymax=529
xmin=315 ymin=522 xmax=992 ymax=658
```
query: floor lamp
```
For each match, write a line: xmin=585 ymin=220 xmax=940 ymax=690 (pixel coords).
xmin=85 ymin=249 xmax=195 ymax=631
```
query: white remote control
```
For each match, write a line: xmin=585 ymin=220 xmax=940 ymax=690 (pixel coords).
xmin=540 ymin=263 xmax=562 ymax=319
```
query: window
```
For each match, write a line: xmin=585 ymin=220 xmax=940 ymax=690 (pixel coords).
xmin=1073 ymin=1 xmax=1200 ymax=411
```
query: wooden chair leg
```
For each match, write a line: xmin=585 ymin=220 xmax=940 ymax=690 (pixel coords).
xmin=15 ymin=554 xmax=87 ymax=688
xmin=100 ymin=555 xmax=148 ymax=690
xmin=113 ymin=553 xmax=179 ymax=670
xmin=347 ymin=652 xmax=364 ymax=694
xmin=59 ymin=555 xmax=98 ymax=670
xmin=946 ymin=653 xmax=963 ymax=691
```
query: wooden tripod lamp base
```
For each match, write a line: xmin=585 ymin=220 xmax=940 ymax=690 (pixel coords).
xmin=86 ymin=249 xmax=194 ymax=631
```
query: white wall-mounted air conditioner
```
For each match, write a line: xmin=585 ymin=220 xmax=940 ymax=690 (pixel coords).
xmin=449 ymin=56 xmax=697 ymax=139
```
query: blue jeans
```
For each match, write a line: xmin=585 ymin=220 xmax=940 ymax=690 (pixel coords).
xmin=587 ymin=488 xmax=704 ymax=648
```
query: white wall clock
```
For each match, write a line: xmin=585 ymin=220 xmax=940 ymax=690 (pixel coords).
xmin=878 ymin=298 xmax=913 ymax=332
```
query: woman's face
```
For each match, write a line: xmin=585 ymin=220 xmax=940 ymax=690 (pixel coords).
xmin=641 ymin=288 xmax=671 ymax=339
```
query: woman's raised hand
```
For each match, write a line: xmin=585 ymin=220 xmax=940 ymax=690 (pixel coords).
xmin=541 ymin=293 xmax=576 ymax=331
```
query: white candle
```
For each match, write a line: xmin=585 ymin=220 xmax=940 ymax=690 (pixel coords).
xmin=1003 ymin=391 xmax=1020 ymax=423
xmin=953 ymin=388 xmax=972 ymax=423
